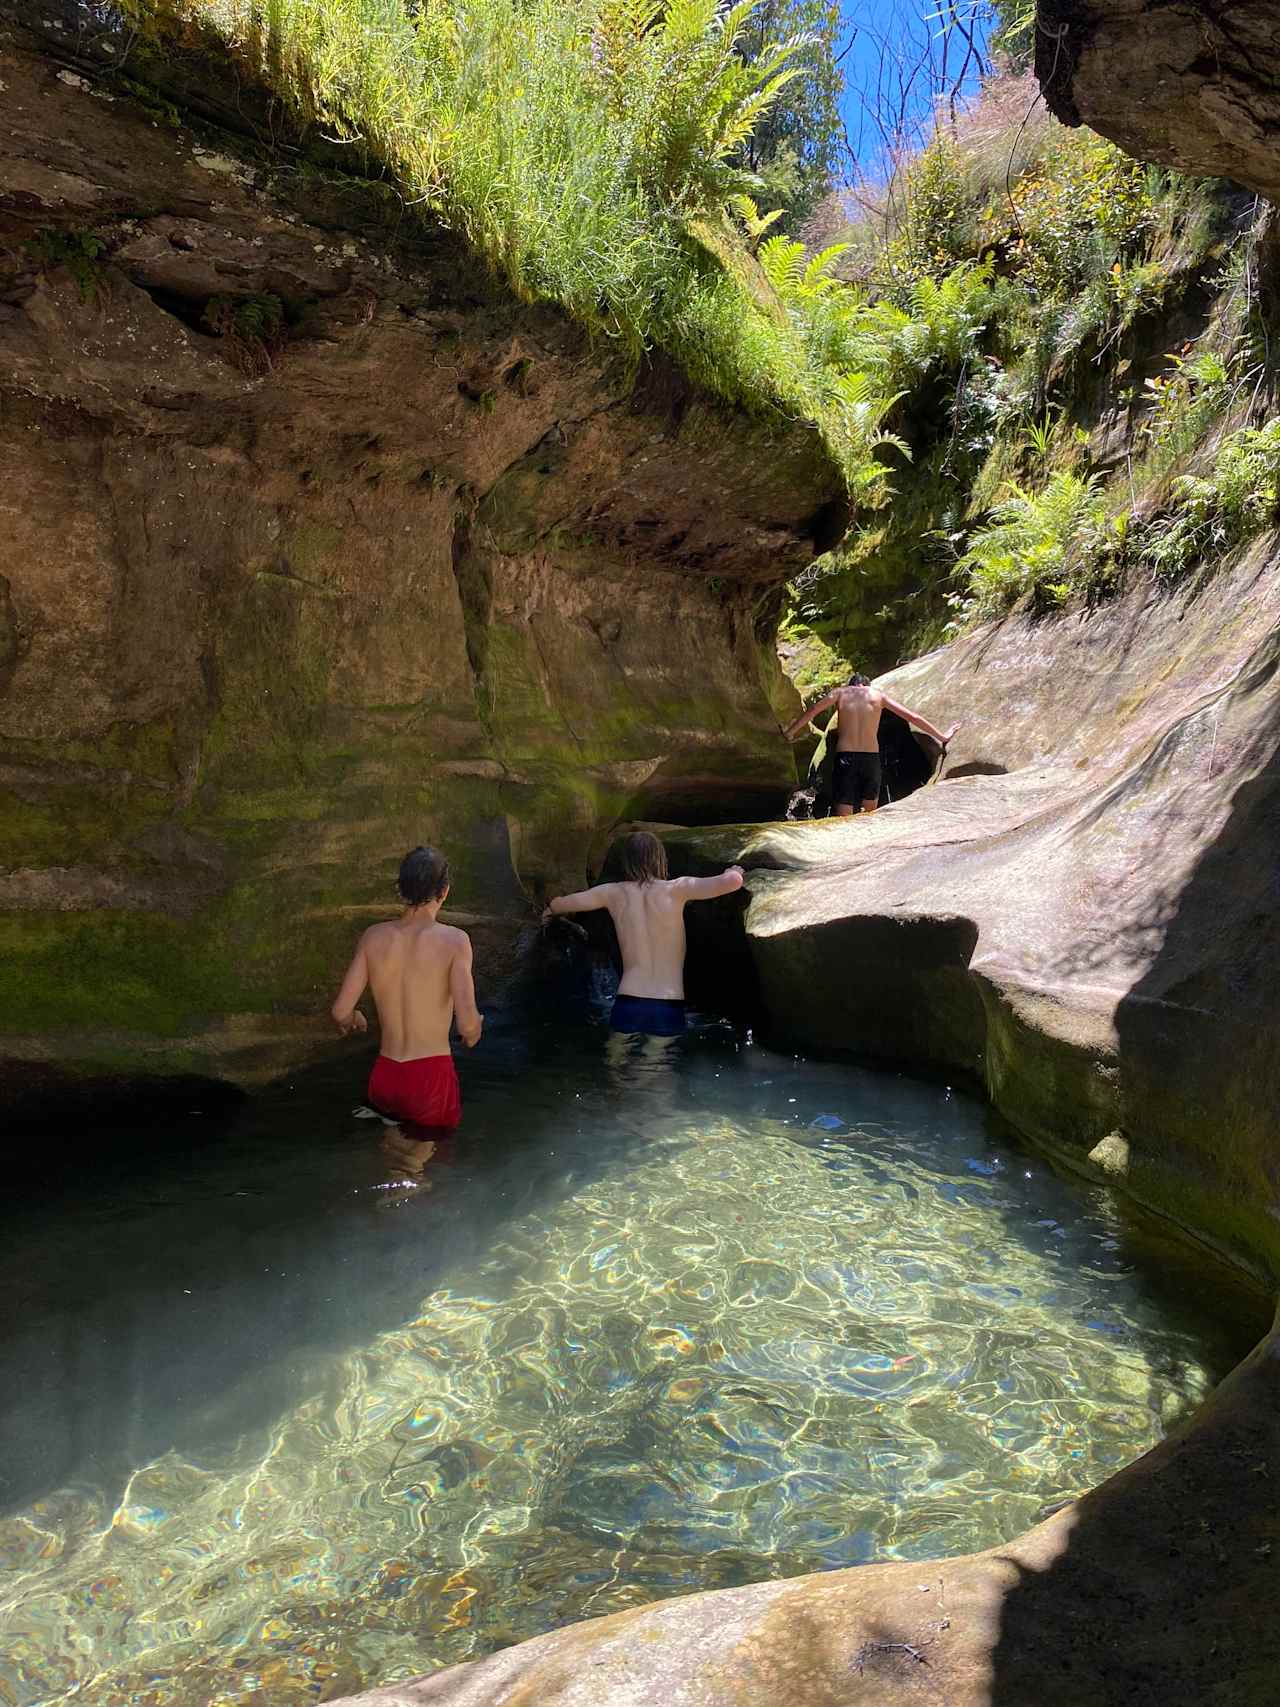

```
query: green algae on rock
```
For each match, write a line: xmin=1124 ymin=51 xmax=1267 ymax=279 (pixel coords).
xmin=0 ymin=26 xmax=841 ymax=1101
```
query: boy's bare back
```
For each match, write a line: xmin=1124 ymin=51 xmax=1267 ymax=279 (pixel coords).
xmin=548 ymin=872 xmax=742 ymax=1000
xmin=832 ymin=683 xmax=885 ymax=752
xmin=358 ymin=917 xmax=477 ymax=1059
xmin=603 ymin=879 xmax=693 ymax=1001
xmin=543 ymin=831 xmax=744 ymax=1034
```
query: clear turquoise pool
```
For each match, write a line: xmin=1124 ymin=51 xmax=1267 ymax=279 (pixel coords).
xmin=0 ymin=1013 xmax=1262 ymax=1706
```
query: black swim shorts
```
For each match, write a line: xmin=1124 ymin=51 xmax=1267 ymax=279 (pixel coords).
xmin=832 ymin=750 xmax=882 ymax=807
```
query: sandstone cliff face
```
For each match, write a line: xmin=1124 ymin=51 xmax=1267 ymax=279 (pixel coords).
xmin=0 ymin=24 xmax=842 ymax=1098
xmin=1039 ymin=0 xmax=1280 ymax=206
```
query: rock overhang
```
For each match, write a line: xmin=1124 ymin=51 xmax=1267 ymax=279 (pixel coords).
xmin=1038 ymin=0 xmax=1280 ymax=207
xmin=0 ymin=15 xmax=847 ymax=1097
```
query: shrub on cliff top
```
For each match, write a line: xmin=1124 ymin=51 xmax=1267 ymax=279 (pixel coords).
xmin=124 ymin=0 xmax=899 ymax=487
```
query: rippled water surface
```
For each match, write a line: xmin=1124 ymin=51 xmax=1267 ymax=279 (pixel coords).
xmin=0 ymin=1014 xmax=1263 ymax=1707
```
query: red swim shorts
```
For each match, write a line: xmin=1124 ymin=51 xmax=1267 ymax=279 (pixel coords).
xmin=367 ymin=1054 xmax=462 ymax=1130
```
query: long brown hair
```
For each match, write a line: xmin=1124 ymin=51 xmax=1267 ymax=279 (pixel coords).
xmin=618 ymin=830 xmax=668 ymax=884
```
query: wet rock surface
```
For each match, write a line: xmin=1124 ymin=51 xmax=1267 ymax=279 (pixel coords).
xmin=0 ymin=23 xmax=841 ymax=1099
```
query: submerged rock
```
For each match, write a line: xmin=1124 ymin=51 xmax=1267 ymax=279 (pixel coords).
xmin=0 ymin=22 xmax=842 ymax=1102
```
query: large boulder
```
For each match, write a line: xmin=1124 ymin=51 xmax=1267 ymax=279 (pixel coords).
xmin=1038 ymin=0 xmax=1280 ymax=206
xmin=0 ymin=19 xmax=841 ymax=1103
xmin=661 ymin=532 xmax=1280 ymax=1280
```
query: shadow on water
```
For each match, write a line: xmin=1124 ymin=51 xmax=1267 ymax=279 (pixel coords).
xmin=0 ymin=972 xmax=676 ymax=1514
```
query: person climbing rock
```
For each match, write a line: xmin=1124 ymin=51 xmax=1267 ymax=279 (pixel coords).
xmin=542 ymin=830 xmax=744 ymax=1037
xmin=330 ymin=845 xmax=483 ymax=1130
xmin=783 ymin=673 xmax=960 ymax=816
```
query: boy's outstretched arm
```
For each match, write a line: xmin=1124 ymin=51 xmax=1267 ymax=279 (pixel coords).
xmin=331 ymin=932 xmax=371 ymax=1035
xmin=450 ymin=932 xmax=483 ymax=1048
xmin=542 ymin=883 xmax=613 ymax=923
xmin=782 ymin=690 xmax=839 ymax=742
xmin=880 ymin=692 xmax=960 ymax=746
xmin=676 ymin=866 xmax=746 ymax=902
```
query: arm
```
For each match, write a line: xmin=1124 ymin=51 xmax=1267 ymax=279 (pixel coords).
xmin=542 ymin=883 xmax=614 ymax=923
xmin=782 ymin=690 xmax=839 ymax=742
xmin=330 ymin=933 xmax=371 ymax=1036
xmin=675 ymin=866 xmax=745 ymax=902
xmin=449 ymin=932 xmax=483 ymax=1048
xmin=880 ymin=693 xmax=960 ymax=747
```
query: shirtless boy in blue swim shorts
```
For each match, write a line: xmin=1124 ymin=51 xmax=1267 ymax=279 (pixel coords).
xmin=543 ymin=830 xmax=744 ymax=1037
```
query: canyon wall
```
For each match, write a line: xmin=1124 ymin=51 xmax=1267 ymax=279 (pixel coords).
xmin=0 ymin=19 xmax=843 ymax=1104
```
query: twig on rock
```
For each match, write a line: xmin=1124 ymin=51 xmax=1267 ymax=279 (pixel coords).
xmin=853 ymin=1616 xmax=951 ymax=1678
xmin=855 ymin=1639 xmax=930 ymax=1669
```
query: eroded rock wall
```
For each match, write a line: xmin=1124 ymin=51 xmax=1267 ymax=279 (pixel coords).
xmin=661 ymin=530 xmax=1280 ymax=1280
xmin=0 ymin=24 xmax=842 ymax=1094
xmin=1039 ymin=0 xmax=1280 ymax=205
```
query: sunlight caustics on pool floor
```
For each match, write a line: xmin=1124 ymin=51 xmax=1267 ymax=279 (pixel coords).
xmin=0 ymin=1026 xmax=1257 ymax=1706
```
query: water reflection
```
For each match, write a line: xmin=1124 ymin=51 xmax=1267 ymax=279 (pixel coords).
xmin=0 ymin=1023 xmax=1263 ymax=1707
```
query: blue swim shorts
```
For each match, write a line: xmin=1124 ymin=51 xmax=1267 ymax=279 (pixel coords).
xmin=609 ymin=995 xmax=688 ymax=1036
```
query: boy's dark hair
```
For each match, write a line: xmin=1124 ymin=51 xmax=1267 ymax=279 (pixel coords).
xmin=847 ymin=672 xmax=870 ymax=686
xmin=398 ymin=845 xmax=450 ymax=906
xmin=618 ymin=830 xmax=668 ymax=884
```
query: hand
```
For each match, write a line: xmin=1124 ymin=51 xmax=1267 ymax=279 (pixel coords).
xmin=728 ymin=864 xmax=746 ymax=879
xmin=943 ymin=722 xmax=961 ymax=744
xmin=460 ymin=1017 xmax=483 ymax=1048
xmin=541 ymin=904 xmax=556 ymax=925
xmin=336 ymin=1009 xmax=368 ymax=1036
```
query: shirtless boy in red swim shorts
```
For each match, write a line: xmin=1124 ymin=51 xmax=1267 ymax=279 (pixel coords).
xmin=330 ymin=846 xmax=483 ymax=1130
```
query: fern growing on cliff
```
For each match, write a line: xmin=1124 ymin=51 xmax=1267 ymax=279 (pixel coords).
xmin=956 ymin=471 xmax=1107 ymax=617
xmin=591 ymin=0 xmax=808 ymax=212
xmin=850 ymin=263 xmax=995 ymax=388
xmin=1140 ymin=419 xmax=1280 ymax=580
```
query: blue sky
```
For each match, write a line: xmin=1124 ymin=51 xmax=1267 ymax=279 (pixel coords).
xmin=834 ymin=0 xmax=991 ymax=176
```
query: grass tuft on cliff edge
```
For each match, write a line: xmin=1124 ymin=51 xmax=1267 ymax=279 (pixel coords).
xmin=118 ymin=0 xmax=891 ymax=487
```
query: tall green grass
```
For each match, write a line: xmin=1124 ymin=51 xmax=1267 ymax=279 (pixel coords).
xmin=126 ymin=0 xmax=883 ymax=465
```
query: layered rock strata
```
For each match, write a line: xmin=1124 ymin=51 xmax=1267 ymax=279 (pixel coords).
xmin=0 ymin=22 xmax=841 ymax=1097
